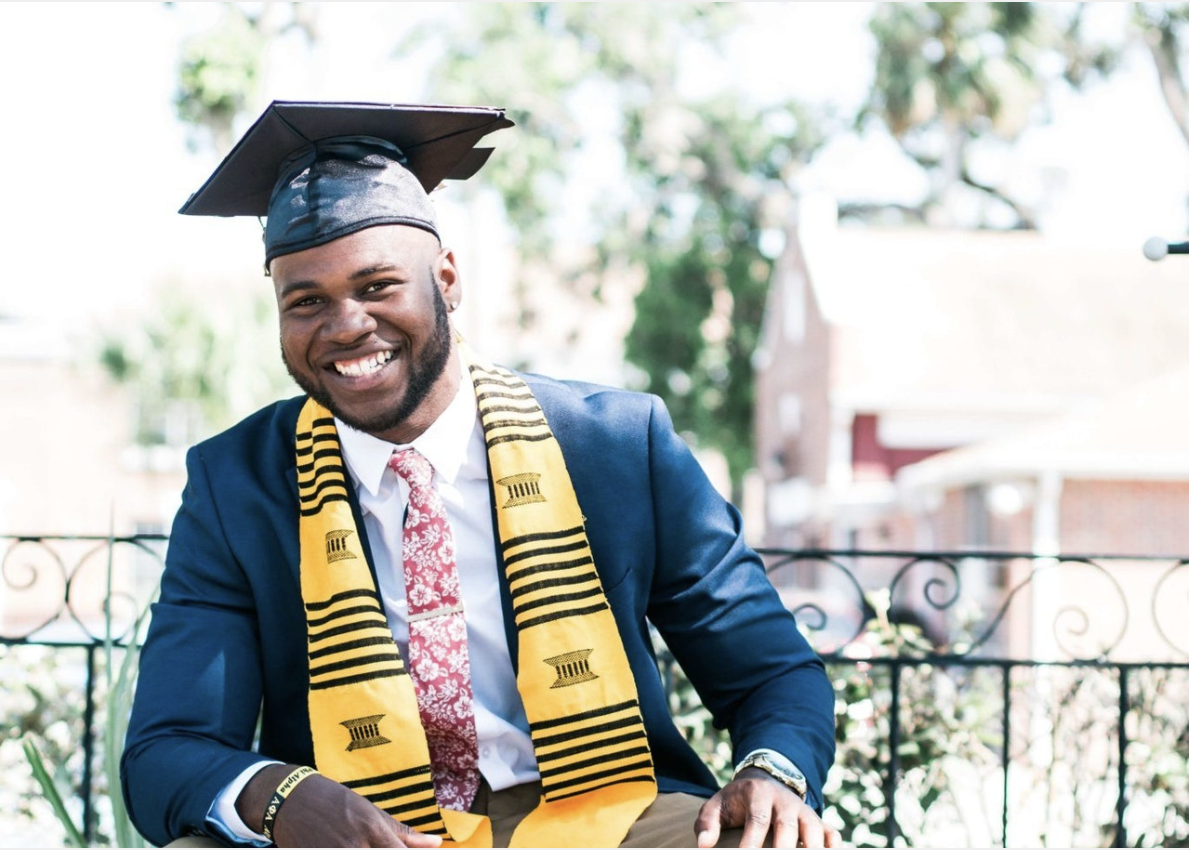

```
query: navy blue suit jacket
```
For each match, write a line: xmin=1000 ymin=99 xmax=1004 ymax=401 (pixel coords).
xmin=121 ymin=375 xmax=835 ymax=846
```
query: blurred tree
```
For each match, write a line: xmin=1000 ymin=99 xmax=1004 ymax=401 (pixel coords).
xmin=860 ymin=3 xmax=1105 ymax=228
xmin=171 ymin=2 xmax=318 ymax=153
xmin=96 ymin=284 xmax=296 ymax=446
xmin=1134 ymin=1 xmax=1188 ymax=141
xmin=857 ymin=1 xmax=1187 ymax=228
xmin=408 ymin=3 xmax=830 ymax=490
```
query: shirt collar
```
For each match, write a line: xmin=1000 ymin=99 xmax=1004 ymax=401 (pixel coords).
xmin=335 ymin=365 xmax=480 ymax=498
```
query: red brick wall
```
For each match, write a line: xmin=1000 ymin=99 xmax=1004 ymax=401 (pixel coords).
xmin=1060 ymin=479 xmax=1188 ymax=556
xmin=899 ymin=478 xmax=1187 ymax=555
xmin=754 ymin=227 xmax=835 ymax=547
xmin=851 ymin=413 xmax=946 ymax=481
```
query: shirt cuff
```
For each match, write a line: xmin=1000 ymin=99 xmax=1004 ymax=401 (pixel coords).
xmin=204 ymin=759 xmax=281 ymax=846
xmin=734 ymin=747 xmax=796 ymax=775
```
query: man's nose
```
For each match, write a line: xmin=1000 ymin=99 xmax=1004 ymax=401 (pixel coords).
xmin=324 ymin=299 xmax=377 ymax=342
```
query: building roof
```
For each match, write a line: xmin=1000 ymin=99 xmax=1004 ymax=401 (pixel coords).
xmin=896 ymin=365 xmax=1189 ymax=491
xmin=799 ymin=223 xmax=1189 ymax=417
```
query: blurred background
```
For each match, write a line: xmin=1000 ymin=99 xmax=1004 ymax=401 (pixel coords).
xmin=0 ymin=1 xmax=1184 ymax=541
xmin=0 ymin=2 xmax=1186 ymax=847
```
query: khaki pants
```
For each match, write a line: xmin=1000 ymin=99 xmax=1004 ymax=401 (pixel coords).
xmin=166 ymin=780 xmax=744 ymax=848
xmin=471 ymin=780 xmax=743 ymax=848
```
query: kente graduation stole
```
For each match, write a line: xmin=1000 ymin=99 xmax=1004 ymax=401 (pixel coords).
xmin=295 ymin=350 xmax=657 ymax=848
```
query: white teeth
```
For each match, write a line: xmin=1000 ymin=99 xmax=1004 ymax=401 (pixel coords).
xmin=334 ymin=350 xmax=394 ymax=377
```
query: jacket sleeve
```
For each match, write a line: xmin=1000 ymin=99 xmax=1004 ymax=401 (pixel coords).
xmin=120 ymin=445 xmax=272 ymax=846
xmin=640 ymin=396 xmax=836 ymax=811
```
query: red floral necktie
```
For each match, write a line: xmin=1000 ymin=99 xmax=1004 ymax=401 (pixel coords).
xmin=388 ymin=448 xmax=481 ymax=812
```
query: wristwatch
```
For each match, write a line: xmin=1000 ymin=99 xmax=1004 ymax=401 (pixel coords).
xmin=733 ymin=750 xmax=808 ymax=801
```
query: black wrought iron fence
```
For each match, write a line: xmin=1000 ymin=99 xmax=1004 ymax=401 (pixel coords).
xmin=654 ymin=548 xmax=1187 ymax=848
xmin=2 ymin=536 xmax=1187 ymax=847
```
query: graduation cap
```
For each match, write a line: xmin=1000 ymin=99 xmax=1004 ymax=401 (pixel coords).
xmin=180 ymin=101 xmax=514 ymax=264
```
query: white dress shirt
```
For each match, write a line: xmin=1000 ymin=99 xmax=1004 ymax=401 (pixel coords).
xmin=207 ymin=375 xmax=539 ymax=843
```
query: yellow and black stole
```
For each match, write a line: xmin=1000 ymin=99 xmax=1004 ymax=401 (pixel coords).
xmin=295 ymin=350 xmax=657 ymax=847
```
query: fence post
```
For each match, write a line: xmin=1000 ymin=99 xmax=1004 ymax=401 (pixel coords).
xmin=1000 ymin=662 xmax=1011 ymax=848
xmin=884 ymin=659 xmax=902 ymax=844
xmin=82 ymin=642 xmax=97 ymax=844
xmin=1115 ymin=666 xmax=1129 ymax=848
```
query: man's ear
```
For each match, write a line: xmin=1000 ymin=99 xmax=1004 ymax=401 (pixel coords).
xmin=437 ymin=248 xmax=461 ymax=311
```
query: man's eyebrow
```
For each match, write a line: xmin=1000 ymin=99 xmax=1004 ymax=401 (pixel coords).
xmin=349 ymin=263 xmax=408 ymax=280
xmin=278 ymin=279 xmax=319 ymax=298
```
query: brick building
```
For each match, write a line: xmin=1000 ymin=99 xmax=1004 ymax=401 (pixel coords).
xmin=753 ymin=197 xmax=1188 ymax=555
xmin=751 ymin=199 xmax=1187 ymax=658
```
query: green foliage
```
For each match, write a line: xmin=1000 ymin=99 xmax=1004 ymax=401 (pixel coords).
xmin=1132 ymin=1 xmax=1189 ymax=141
xmin=95 ymin=283 xmax=297 ymax=447
xmin=174 ymin=5 xmax=265 ymax=153
xmin=1134 ymin=1 xmax=1189 ymax=73
xmin=626 ymin=214 xmax=768 ymax=485
xmin=821 ymin=612 xmax=1004 ymax=847
xmin=3 ymin=646 xmax=91 ymax=841
xmin=858 ymin=1 xmax=1189 ymax=228
xmin=405 ymin=4 xmax=741 ymax=253
xmin=172 ymin=2 xmax=319 ymax=153
xmin=623 ymin=94 xmax=824 ymax=483
xmin=865 ymin=3 xmax=1041 ymax=139
xmin=102 ymin=599 xmax=153 ymax=848
xmin=1125 ymin=667 xmax=1190 ymax=848
xmin=659 ymin=593 xmax=1003 ymax=848
xmin=6 ymin=639 xmax=151 ymax=847
xmin=21 ymin=735 xmax=85 ymax=848
xmin=859 ymin=2 xmax=1128 ymax=228
xmin=11 ymin=587 xmax=153 ymax=847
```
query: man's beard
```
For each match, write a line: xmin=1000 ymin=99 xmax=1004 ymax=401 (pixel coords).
xmin=282 ymin=283 xmax=453 ymax=437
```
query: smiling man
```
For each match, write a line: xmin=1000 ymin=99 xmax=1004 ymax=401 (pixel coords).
xmin=120 ymin=102 xmax=838 ymax=849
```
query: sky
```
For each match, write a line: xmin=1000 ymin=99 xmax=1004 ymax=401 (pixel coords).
xmin=0 ymin=2 xmax=1185 ymax=337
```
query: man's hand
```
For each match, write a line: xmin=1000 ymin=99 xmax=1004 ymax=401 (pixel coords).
xmin=237 ymin=764 xmax=443 ymax=848
xmin=694 ymin=768 xmax=841 ymax=848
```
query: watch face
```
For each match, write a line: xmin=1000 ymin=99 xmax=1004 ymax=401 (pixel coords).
xmin=744 ymin=755 xmax=806 ymax=796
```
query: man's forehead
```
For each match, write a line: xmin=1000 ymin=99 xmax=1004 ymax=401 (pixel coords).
xmin=270 ymin=224 xmax=440 ymax=285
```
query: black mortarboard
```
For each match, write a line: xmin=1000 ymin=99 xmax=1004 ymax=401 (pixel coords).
xmin=180 ymin=101 xmax=514 ymax=264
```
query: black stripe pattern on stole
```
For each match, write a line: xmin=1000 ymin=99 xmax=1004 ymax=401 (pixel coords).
xmin=529 ymin=700 xmax=655 ymax=801
xmin=342 ymin=766 xmax=446 ymax=835
xmin=503 ymin=525 xmax=609 ymax=630
xmin=471 ymin=364 xmax=611 ymax=629
xmin=470 ymin=358 xmax=654 ymax=803
xmin=470 ymin=364 xmax=553 ymax=448
xmin=305 ymin=590 xmax=407 ymax=691
xmin=296 ymin=418 xmax=350 ymax=516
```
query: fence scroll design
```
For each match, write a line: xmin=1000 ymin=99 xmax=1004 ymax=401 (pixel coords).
xmin=661 ymin=548 xmax=1187 ymax=848
xmin=760 ymin=548 xmax=1189 ymax=660
xmin=763 ymin=550 xmax=1188 ymax=848
xmin=2 ymin=536 xmax=1187 ymax=847
xmin=1 ymin=534 xmax=167 ymax=644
